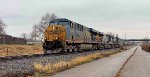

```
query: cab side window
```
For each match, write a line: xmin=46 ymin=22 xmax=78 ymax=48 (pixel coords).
xmin=75 ymin=23 xmax=77 ymax=30
xmin=77 ymin=24 xmax=80 ymax=31
xmin=70 ymin=22 xmax=73 ymax=28
xmin=81 ymin=26 xmax=83 ymax=32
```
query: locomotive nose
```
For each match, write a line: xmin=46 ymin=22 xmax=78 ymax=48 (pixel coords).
xmin=52 ymin=26 xmax=60 ymax=34
xmin=44 ymin=25 xmax=66 ymax=42
xmin=43 ymin=25 xmax=66 ymax=51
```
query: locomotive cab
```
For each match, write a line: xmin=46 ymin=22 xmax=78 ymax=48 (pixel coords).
xmin=43 ymin=20 xmax=66 ymax=53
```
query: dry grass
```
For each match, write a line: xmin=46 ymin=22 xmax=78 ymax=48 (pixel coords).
xmin=0 ymin=44 xmax=43 ymax=57
xmin=33 ymin=50 xmax=121 ymax=76
xmin=141 ymin=43 xmax=150 ymax=52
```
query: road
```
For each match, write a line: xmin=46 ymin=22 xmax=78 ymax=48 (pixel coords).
xmin=121 ymin=46 xmax=150 ymax=77
xmin=50 ymin=46 xmax=138 ymax=77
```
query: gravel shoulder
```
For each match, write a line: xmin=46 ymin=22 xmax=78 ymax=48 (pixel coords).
xmin=50 ymin=47 xmax=137 ymax=77
xmin=0 ymin=49 xmax=119 ymax=76
xmin=121 ymin=46 xmax=150 ymax=77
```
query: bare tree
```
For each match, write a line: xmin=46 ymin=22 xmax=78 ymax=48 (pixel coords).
xmin=38 ymin=13 xmax=58 ymax=33
xmin=21 ymin=33 xmax=28 ymax=40
xmin=0 ymin=18 xmax=6 ymax=34
xmin=30 ymin=24 xmax=38 ymax=41
xmin=32 ymin=13 xmax=58 ymax=41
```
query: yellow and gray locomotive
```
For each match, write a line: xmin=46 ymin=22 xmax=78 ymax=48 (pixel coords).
xmin=43 ymin=18 xmax=120 ymax=53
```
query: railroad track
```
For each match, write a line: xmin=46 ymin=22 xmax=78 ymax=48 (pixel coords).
xmin=0 ymin=49 xmax=109 ymax=61
xmin=0 ymin=46 xmax=131 ymax=61
xmin=0 ymin=48 xmax=121 ymax=77
xmin=0 ymin=53 xmax=67 ymax=61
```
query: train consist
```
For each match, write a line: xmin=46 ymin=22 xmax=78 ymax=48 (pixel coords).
xmin=0 ymin=34 xmax=27 ymax=44
xmin=43 ymin=18 xmax=124 ymax=53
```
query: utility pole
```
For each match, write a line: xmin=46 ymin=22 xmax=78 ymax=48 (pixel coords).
xmin=125 ymin=33 xmax=126 ymax=40
xmin=125 ymin=33 xmax=127 ymax=49
xmin=125 ymin=33 xmax=126 ymax=44
xmin=146 ymin=32 xmax=148 ymax=44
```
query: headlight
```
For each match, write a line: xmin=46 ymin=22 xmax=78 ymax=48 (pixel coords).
xmin=53 ymin=26 xmax=55 ymax=29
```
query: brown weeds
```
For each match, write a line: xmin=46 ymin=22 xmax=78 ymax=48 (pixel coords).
xmin=0 ymin=44 xmax=43 ymax=57
xmin=141 ymin=43 xmax=150 ymax=52
xmin=33 ymin=50 xmax=120 ymax=76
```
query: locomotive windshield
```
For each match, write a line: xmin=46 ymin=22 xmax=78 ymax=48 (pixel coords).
xmin=49 ymin=20 xmax=69 ymax=26
xmin=49 ymin=21 xmax=58 ymax=25
xmin=58 ymin=21 xmax=68 ymax=26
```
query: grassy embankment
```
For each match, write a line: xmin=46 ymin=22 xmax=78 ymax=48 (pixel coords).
xmin=0 ymin=44 xmax=43 ymax=57
xmin=141 ymin=43 xmax=150 ymax=52
xmin=32 ymin=47 xmax=128 ymax=77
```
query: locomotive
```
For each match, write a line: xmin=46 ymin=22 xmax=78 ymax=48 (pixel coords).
xmin=43 ymin=18 xmax=121 ymax=54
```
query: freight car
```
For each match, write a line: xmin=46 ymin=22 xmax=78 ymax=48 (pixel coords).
xmin=0 ymin=34 xmax=27 ymax=44
xmin=43 ymin=18 xmax=121 ymax=54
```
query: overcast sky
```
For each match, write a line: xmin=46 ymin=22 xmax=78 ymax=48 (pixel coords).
xmin=0 ymin=0 xmax=150 ymax=39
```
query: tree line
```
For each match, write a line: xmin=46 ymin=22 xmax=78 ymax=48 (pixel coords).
xmin=0 ymin=13 xmax=58 ymax=43
xmin=0 ymin=18 xmax=27 ymax=44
